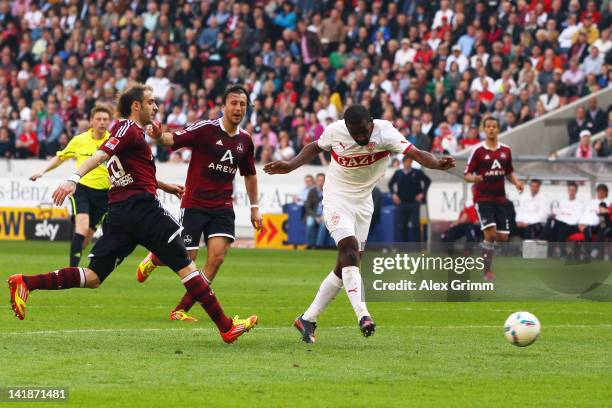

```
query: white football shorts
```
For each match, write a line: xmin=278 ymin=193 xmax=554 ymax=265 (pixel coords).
xmin=322 ymin=193 xmax=373 ymax=250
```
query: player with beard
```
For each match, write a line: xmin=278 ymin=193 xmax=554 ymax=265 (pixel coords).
xmin=8 ymin=84 xmax=257 ymax=343
xmin=136 ymin=85 xmax=262 ymax=322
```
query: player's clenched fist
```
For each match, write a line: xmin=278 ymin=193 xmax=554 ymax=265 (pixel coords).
xmin=52 ymin=181 xmax=77 ymax=206
xmin=437 ymin=156 xmax=456 ymax=170
xmin=263 ymin=161 xmax=293 ymax=174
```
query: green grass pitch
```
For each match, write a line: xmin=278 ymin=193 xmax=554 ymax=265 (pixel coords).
xmin=1 ymin=241 xmax=611 ymax=407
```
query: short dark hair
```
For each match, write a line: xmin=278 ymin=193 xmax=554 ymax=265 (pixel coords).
xmin=222 ymin=85 xmax=249 ymax=104
xmin=483 ymin=116 xmax=500 ymax=127
xmin=344 ymin=104 xmax=371 ymax=124
xmin=596 ymin=184 xmax=609 ymax=194
xmin=90 ymin=103 xmax=112 ymax=119
xmin=117 ymin=84 xmax=152 ymax=118
xmin=531 ymin=178 xmax=542 ymax=185
xmin=567 ymin=181 xmax=578 ymax=189
xmin=316 ymin=173 xmax=325 ymax=179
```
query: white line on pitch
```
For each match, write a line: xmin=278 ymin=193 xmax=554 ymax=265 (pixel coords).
xmin=1 ymin=324 xmax=611 ymax=336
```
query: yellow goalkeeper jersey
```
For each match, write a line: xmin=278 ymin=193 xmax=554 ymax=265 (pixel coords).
xmin=56 ymin=128 xmax=111 ymax=190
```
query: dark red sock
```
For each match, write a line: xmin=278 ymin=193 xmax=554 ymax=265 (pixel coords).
xmin=174 ymin=292 xmax=196 ymax=312
xmin=22 ymin=267 xmax=83 ymax=291
xmin=151 ymin=253 xmax=166 ymax=266
xmin=182 ymin=272 xmax=232 ymax=332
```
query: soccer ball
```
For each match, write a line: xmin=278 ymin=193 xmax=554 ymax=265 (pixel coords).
xmin=504 ymin=311 xmax=541 ymax=347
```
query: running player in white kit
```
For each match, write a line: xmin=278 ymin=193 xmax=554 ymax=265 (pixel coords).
xmin=264 ymin=105 xmax=455 ymax=343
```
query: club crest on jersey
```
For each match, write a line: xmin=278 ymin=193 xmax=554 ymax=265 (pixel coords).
xmin=366 ymin=141 xmax=377 ymax=152
xmin=104 ymin=137 xmax=120 ymax=150
xmin=183 ymin=235 xmax=192 ymax=244
xmin=236 ymin=143 xmax=244 ymax=153
xmin=500 ymin=153 xmax=506 ymax=158
xmin=484 ymin=154 xmax=490 ymax=160
xmin=216 ymin=140 xmax=223 ymax=146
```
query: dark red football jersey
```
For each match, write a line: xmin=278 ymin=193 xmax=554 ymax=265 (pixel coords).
xmin=464 ymin=143 xmax=514 ymax=203
xmin=99 ymin=119 xmax=158 ymax=204
xmin=172 ymin=118 xmax=256 ymax=210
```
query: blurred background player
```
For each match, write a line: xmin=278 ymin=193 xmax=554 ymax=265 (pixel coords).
xmin=8 ymin=84 xmax=257 ymax=343
xmin=135 ymin=85 xmax=262 ymax=322
xmin=264 ymin=105 xmax=455 ymax=343
xmin=515 ymin=179 xmax=549 ymax=239
xmin=29 ymin=104 xmax=112 ymax=266
xmin=464 ymin=117 xmax=524 ymax=281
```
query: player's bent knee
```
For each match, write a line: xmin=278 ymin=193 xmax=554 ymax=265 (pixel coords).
xmin=84 ymin=268 xmax=101 ymax=288
xmin=338 ymin=237 xmax=360 ymax=267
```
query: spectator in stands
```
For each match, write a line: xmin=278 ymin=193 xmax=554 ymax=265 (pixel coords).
xmin=0 ymin=126 xmax=12 ymax=157
xmin=586 ymin=98 xmax=607 ymax=133
xmin=36 ymin=102 xmax=64 ymax=158
xmin=542 ymin=182 xmax=584 ymax=255
xmin=592 ymin=28 xmax=611 ymax=55
xmin=576 ymin=130 xmax=593 ymax=158
xmin=580 ymin=184 xmax=610 ymax=245
xmin=567 ymin=106 xmax=594 ymax=145
xmin=255 ymin=122 xmax=278 ymax=150
xmin=388 ymin=156 xmax=431 ymax=242
xmin=574 ymin=14 xmax=599 ymax=45
xmin=593 ymin=139 xmax=606 ymax=157
xmin=273 ymin=131 xmax=296 ymax=161
xmin=562 ymin=58 xmax=586 ymax=97
xmin=15 ymin=121 xmax=38 ymax=158
xmin=516 ymin=179 xmax=549 ymax=239
xmin=581 ymin=46 xmax=604 ymax=77
xmin=539 ymin=82 xmax=560 ymax=112
xmin=0 ymin=0 xmax=606 ymax=169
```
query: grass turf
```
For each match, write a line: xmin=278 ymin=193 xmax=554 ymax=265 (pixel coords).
xmin=0 ymin=241 xmax=611 ymax=407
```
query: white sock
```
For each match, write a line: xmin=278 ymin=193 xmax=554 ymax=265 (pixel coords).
xmin=303 ymin=271 xmax=343 ymax=322
xmin=342 ymin=266 xmax=370 ymax=322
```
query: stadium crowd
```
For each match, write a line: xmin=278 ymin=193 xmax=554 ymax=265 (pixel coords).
xmin=0 ymin=0 xmax=611 ymax=163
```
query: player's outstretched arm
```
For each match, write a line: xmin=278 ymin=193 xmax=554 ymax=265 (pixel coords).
xmin=30 ymin=156 xmax=65 ymax=181
xmin=157 ymin=180 xmax=185 ymax=200
xmin=51 ymin=150 xmax=110 ymax=206
xmin=263 ymin=141 xmax=323 ymax=174
xmin=147 ymin=122 xmax=175 ymax=146
xmin=405 ymin=146 xmax=456 ymax=171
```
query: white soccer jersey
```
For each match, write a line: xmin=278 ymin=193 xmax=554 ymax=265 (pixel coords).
xmin=555 ymin=198 xmax=584 ymax=226
xmin=317 ymin=119 xmax=413 ymax=200
xmin=579 ymin=198 xmax=610 ymax=226
xmin=516 ymin=192 xmax=549 ymax=225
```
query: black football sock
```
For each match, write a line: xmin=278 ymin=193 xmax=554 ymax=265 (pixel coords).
xmin=70 ymin=233 xmax=86 ymax=267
